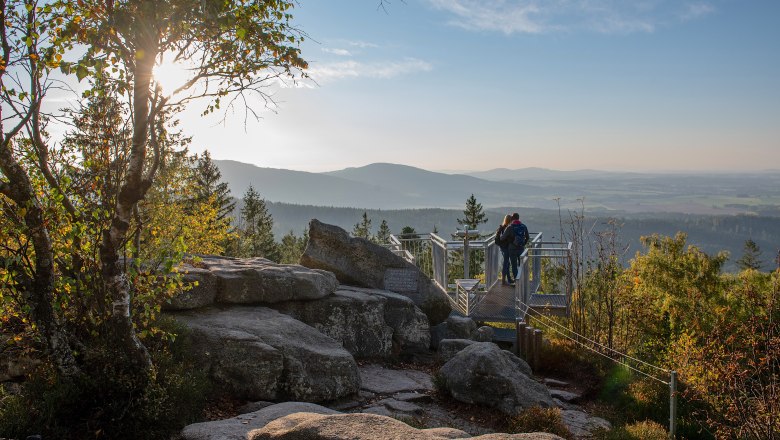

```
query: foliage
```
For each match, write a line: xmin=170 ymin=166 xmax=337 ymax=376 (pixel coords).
xmin=0 ymin=319 xmax=210 ymax=440
xmin=508 ymin=406 xmax=573 ymax=439
xmin=352 ymin=211 xmax=373 ymax=240
xmin=375 ymin=219 xmax=391 ymax=245
xmin=234 ymin=185 xmax=279 ymax=261
xmin=192 ymin=150 xmax=236 ymax=223
xmin=671 ymin=270 xmax=779 ymax=440
xmin=278 ymin=228 xmax=308 ymax=264
xmin=736 ymin=239 xmax=763 ymax=271
xmin=457 ymin=194 xmax=488 ymax=231
xmin=592 ymin=420 xmax=667 ymax=440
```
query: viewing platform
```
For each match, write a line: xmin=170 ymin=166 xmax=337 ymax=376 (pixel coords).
xmin=388 ymin=230 xmax=573 ymax=324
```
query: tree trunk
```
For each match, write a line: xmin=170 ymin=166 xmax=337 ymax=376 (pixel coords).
xmin=0 ymin=140 xmax=79 ymax=377
xmin=98 ymin=32 xmax=157 ymax=373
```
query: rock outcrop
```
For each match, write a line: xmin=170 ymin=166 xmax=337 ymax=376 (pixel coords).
xmin=180 ymin=402 xmax=339 ymax=440
xmin=439 ymin=342 xmax=553 ymax=415
xmin=173 ymin=306 xmax=359 ymax=402
xmin=437 ymin=339 xmax=478 ymax=364
xmin=273 ymin=288 xmax=393 ymax=358
xmin=249 ymin=412 xmax=565 ymax=440
xmin=165 ymin=256 xmax=338 ymax=310
xmin=300 ymin=219 xmax=451 ymax=324
xmin=273 ymin=286 xmax=430 ymax=359
xmin=430 ymin=316 xmax=478 ymax=349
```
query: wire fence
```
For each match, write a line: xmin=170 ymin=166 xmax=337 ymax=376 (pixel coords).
xmin=517 ymin=298 xmax=672 ymax=385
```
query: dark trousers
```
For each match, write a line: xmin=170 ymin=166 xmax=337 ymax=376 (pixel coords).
xmin=500 ymin=247 xmax=512 ymax=282
xmin=509 ymin=248 xmax=523 ymax=281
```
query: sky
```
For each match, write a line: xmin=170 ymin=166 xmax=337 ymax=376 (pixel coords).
xmin=172 ymin=0 xmax=780 ymax=173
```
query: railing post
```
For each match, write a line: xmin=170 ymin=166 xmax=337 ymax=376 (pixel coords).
xmin=669 ymin=371 xmax=677 ymax=439
xmin=533 ymin=243 xmax=542 ymax=292
xmin=533 ymin=329 xmax=542 ymax=371
xmin=523 ymin=325 xmax=533 ymax=361
xmin=516 ymin=321 xmax=526 ymax=357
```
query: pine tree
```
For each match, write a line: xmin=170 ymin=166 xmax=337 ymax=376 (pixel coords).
xmin=352 ymin=212 xmax=373 ymax=240
xmin=457 ymin=194 xmax=488 ymax=231
xmin=736 ymin=239 xmax=763 ymax=271
xmin=376 ymin=219 xmax=391 ymax=245
xmin=401 ymin=226 xmax=417 ymax=236
xmin=192 ymin=150 xmax=235 ymax=221
xmin=239 ymin=185 xmax=279 ymax=261
xmin=279 ymin=229 xmax=307 ymax=264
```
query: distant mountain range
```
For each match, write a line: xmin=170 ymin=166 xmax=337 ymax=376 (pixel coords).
xmin=215 ymin=160 xmax=780 ymax=215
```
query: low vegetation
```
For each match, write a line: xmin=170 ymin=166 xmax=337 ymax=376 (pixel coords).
xmin=508 ymin=407 xmax=573 ymax=439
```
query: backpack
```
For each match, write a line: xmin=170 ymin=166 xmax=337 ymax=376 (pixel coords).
xmin=512 ymin=223 xmax=529 ymax=248
xmin=495 ymin=226 xmax=509 ymax=247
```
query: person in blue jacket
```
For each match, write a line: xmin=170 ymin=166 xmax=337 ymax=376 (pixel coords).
xmin=500 ymin=212 xmax=530 ymax=283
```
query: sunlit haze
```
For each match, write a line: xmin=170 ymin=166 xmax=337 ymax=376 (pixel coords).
xmin=169 ymin=1 xmax=780 ymax=173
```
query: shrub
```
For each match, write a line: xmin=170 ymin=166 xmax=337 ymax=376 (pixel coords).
xmin=0 ymin=318 xmax=209 ymax=440
xmin=592 ymin=420 xmax=667 ymax=440
xmin=536 ymin=339 xmax=607 ymax=396
xmin=432 ymin=372 xmax=449 ymax=396
xmin=508 ymin=406 xmax=573 ymax=439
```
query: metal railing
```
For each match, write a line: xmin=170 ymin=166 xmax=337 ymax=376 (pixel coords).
xmin=388 ymin=230 xmax=572 ymax=319
xmin=515 ymin=241 xmax=573 ymax=318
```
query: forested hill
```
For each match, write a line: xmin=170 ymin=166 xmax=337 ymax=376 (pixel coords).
xmin=264 ymin=202 xmax=780 ymax=272
xmin=216 ymin=160 xmax=780 ymax=216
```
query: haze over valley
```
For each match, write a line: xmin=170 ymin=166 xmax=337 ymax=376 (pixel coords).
xmin=217 ymin=160 xmax=780 ymax=271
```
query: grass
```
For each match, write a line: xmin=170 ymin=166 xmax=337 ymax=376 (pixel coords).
xmin=508 ymin=407 xmax=573 ymax=439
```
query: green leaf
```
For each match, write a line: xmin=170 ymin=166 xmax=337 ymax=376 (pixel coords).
xmin=76 ymin=65 xmax=88 ymax=81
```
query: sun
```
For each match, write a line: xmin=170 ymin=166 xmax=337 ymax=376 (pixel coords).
xmin=152 ymin=56 xmax=191 ymax=95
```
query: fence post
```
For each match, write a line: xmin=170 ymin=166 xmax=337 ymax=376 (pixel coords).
xmin=463 ymin=235 xmax=470 ymax=279
xmin=524 ymin=325 xmax=534 ymax=361
xmin=533 ymin=329 xmax=542 ymax=371
xmin=516 ymin=321 xmax=526 ymax=357
xmin=669 ymin=370 xmax=677 ymax=439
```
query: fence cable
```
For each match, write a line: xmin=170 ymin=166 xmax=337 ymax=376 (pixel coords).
xmin=516 ymin=300 xmax=670 ymax=385
xmin=516 ymin=294 xmax=671 ymax=375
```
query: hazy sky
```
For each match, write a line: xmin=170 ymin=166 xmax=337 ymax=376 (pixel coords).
xmin=176 ymin=0 xmax=780 ymax=173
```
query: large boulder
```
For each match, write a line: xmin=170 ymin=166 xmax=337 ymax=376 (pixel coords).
xmin=437 ymin=339 xmax=477 ymax=364
xmin=249 ymin=412 xmax=565 ymax=440
xmin=273 ymin=289 xmax=393 ymax=358
xmin=430 ymin=316 xmax=478 ymax=349
xmin=300 ymin=220 xmax=451 ymax=324
xmin=180 ymin=402 xmax=339 ymax=440
xmin=173 ymin=306 xmax=359 ymax=402
xmin=165 ymin=266 xmax=217 ymax=311
xmin=167 ymin=255 xmax=338 ymax=308
xmin=439 ymin=342 xmax=553 ymax=415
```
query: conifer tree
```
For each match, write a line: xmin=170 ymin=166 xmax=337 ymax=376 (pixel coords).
xmin=239 ymin=185 xmax=279 ymax=261
xmin=353 ymin=212 xmax=373 ymax=240
xmin=192 ymin=150 xmax=235 ymax=221
xmin=457 ymin=194 xmax=488 ymax=231
xmin=736 ymin=239 xmax=763 ymax=271
xmin=376 ymin=219 xmax=392 ymax=244
xmin=279 ymin=229 xmax=307 ymax=264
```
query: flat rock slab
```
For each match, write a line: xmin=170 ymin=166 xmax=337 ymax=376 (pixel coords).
xmin=180 ymin=402 xmax=338 ymax=440
xmin=549 ymin=389 xmax=581 ymax=403
xmin=359 ymin=364 xmax=434 ymax=394
xmin=561 ymin=410 xmax=611 ymax=439
xmin=200 ymin=255 xmax=338 ymax=304
xmin=376 ymin=398 xmax=425 ymax=414
xmin=542 ymin=378 xmax=570 ymax=388
xmin=394 ymin=392 xmax=432 ymax=403
xmin=174 ymin=306 xmax=359 ymax=402
xmin=249 ymin=412 xmax=566 ymax=439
